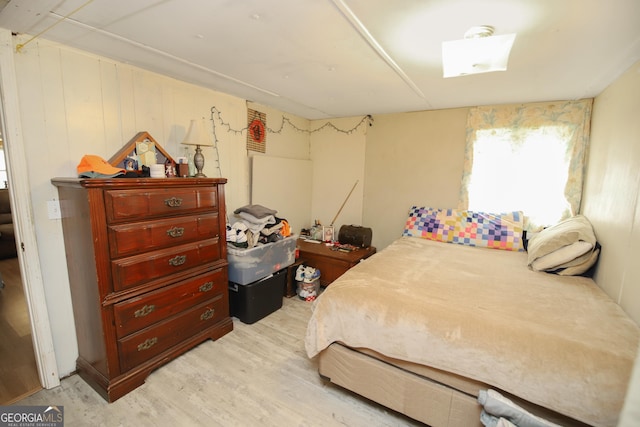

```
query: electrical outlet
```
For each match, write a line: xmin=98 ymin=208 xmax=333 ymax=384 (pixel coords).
xmin=47 ymin=200 xmax=61 ymax=219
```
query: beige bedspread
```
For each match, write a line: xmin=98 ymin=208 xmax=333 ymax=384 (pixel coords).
xmin=304 ymin=237 xmax=640 ymax=427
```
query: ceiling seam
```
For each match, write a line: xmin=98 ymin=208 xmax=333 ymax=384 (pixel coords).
xmin=46 ymin=12 xmax=282 ymax=99
xmin=330 ymin=0 xmax=431 ymax=108
xmin=15 ymin=0 xmax=95 ymax=53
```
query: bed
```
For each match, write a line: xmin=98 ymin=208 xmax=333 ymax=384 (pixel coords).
xmin=304 ymin=209 xmax=640 ymax=427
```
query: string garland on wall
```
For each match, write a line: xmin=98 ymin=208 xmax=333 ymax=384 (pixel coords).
xmin=209 ymin=105 xmax=372 ymax=137
xmin=205 ymin=105 xmax=373 ymax=178
xmin=204 ymin=106 xmax=373 ymax=222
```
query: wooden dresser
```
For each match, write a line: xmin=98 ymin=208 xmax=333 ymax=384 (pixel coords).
xmin=51 ymin=177 xmax=233 ymax=402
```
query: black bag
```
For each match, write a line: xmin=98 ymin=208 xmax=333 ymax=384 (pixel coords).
xmin=338 ymin=225 xmax=373 ymax=248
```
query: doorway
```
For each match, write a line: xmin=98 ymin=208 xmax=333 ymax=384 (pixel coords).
xmin=0 ymin=128 xmax=41 ymax=404
xmin=0 ymin=28 xmax=60 ymax=398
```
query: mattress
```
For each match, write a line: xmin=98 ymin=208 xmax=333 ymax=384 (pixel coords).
xmin=305 ymin=236 xmax=640 ymax=427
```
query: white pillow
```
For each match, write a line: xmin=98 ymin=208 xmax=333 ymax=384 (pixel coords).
xmin=556 ymin=247 xmax=600 ymax=276
xmin=527 ymin=215 xmax=599 ymax=275
xmin=530 ymin=240 xmax=592 ymax=271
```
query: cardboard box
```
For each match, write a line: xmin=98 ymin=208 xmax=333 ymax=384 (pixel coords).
xmin=228 ymin=269 xmax=286 ymax=324
xmin=227 ymin=235 xmax=296 ymax=285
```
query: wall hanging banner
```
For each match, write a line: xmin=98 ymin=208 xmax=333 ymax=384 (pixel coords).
xmin=247 ymin=109 xmax=267 ymax=153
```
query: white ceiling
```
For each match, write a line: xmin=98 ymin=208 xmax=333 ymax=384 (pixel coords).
xmin=1 ymin=0 xmax=639 ymax=120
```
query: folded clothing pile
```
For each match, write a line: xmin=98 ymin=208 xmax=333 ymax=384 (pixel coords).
xmin=526 ymin=214 xmax=600 ymax=276
xmin=478 ymin=389 xmax=561 ymax=427
xmin=226 ymin=204 xmax=291 ymax=249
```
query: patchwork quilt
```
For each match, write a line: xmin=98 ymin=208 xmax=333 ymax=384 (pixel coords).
xmin=402 ymin=207 xmax=524 ymax=251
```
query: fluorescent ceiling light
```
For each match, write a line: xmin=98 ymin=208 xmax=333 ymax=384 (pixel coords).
xmin=442 ymin=26 xmax=516 ymax=78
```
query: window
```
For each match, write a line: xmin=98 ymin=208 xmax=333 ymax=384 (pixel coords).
xmin=459 ymin=100 xmax=592 ymax=230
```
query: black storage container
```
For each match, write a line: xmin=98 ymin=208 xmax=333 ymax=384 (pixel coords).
xmin=228 ymin=268 xmax=286 ymax=324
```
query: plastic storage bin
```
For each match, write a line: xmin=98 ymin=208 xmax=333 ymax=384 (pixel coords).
xmin=297 ymin=276 xmax=320 ymax=301
xmin=228 ymin=269 xmax=286 ymax=324
xmin=227 ymin=235 xmax=296 ymax=285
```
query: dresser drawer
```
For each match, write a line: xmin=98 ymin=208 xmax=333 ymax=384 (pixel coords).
xmin=108 ymin=213 xmax=220 ymax=258
xmin=118 ymin=298 xmax=226 ymax=372
xmin=104 ymin=187 xmax=218 ymax=223
xmin=113 ymin=268 xmax=227 ymax=338
xmin=111 ymin=238 xmax=221 ymax=292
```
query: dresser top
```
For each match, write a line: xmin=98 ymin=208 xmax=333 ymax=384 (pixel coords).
xmin=52 ymin=177 xmax=227 ymax=188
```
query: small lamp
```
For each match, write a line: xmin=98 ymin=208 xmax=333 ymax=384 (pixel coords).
xmin=181 ymin=118 xmax=213 ymax=177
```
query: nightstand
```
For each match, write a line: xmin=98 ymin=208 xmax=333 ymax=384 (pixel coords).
xmin=296 ymin=238 xmax=376 ymax=287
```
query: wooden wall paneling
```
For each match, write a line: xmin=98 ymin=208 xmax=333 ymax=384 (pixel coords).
xmin=116 ymin=65 xmax=138 ymax=145
xmin=585 ymin=65 xmax=640 ymax=321
xmin=160 ymin=82 xmax=176 ymax=155
xmin=132 ymin=69 xmax=165 ymax=140
xmin=192 ymin=88 xmax=216 ymax=122
xmin=60 ymin=48 xmax=106 ymax=157
xmin=37 ymin=42 xmax=70 ymax=178
xmin=99 ymin=60 xmax=126 ymax=156
xmin=11 ymin=35 xmax=306 ymax=375
xmin=167 ymin=86 xmax=196 ymax=155
xmin=621 ymin=189 xmax=640 ymax=322
xmin=208 ymin=96 xmax=254 ymax=209
xmin=17 ymin=37 xmax=67 ymax=283
xmin=15 ymin=42 xmax=49 ymax=176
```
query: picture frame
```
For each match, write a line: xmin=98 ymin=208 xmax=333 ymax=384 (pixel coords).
xmin=323 ymin=225 xmax=334 ymax=242
xmin=310 ymin=225 xmax=323 ymax=241
xmin=108 ymin=131 xmax=176 ymax=174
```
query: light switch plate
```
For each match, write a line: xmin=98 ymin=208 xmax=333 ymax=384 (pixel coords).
xmin=47 ymin=200 xmax=61 ymax=219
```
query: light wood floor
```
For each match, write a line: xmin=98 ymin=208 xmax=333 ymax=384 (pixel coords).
xmin=0 ymin=256 xmax=42 ymax=404
xmin=16 ymin=296 xmax=423 ymax=426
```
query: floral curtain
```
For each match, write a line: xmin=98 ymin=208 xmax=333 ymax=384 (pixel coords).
xmin=458 ymin=99 xmax=593 ymax=230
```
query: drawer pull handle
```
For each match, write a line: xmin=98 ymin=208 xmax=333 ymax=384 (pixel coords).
xmin=137 ymin=337 xmax=158 ymax=352
xmin=199 ymin=281 xmax=214 ymax=292
xmin=164 ymin=197 xmax=183 ymax=207
xmin=166 ymin=227 xmax=185 ymax=238
xmin=169 ymin=255 xmax=187 ymax=266
xmin=200 ymin=308 xmax=215 ymax=321
xmin=134 ymin=304 xmax=155 ymax=318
